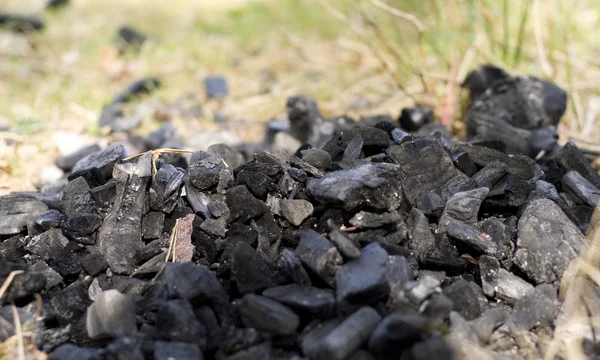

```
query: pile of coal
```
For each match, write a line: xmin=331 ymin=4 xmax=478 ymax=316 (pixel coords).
xmin=1 ymin=65 xmax=599 ymax=360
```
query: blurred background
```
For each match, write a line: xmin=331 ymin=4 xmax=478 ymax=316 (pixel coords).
xmin=1 ymin=0 xmax=599 ymax=194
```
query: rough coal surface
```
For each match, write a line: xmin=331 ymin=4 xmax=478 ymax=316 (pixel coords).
xmin=3 ymin=73 xmax=596 ymax=359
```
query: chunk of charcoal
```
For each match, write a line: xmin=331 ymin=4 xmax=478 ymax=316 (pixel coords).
xmin=342 ymin=135 xmax=364 ymax=162
xmin=81 ymin=253 xmax=108 ymax=277
xmin=225 ymin=342 xmax=271 ymax=360
xmin=328 ymin=229 xmax=361 ymax=260
xmin=439 ymin=187 xmax=489 ymax=231
xmin=478 ymin=255 xmax=500 ymax=297
xmin=388 ymin=137 xmax=473 ymax=209
xmin=236 ymin=294 xmax=299 ymax=335
xmin=296 ymin=230 xmax=342 ymax=287
xmin=563 ymin=170 xmax=600 ymax=207
xmin=280 ymin=199 xmax=313 ymax=226
xmin=132 ymin=252 xmax=166 ymax=278
xmin=200 ymin=217 xmax=227 ymax=238
xmin=278 ymin=248 xmax=312 ymax=287
xmin=288 ymin=95 xmax=337 ymax=148
xmin=552 ymin=141 xmax=600 ymax=188
xmin=311 ymin=306 xmax=381 ymax=360
xmin=386 ymin=255 xmax=413 ymax=290
xmin=233 ymin=242 xmax=288 ymax=294
xmin=154 ymin=341 xmax=202 ymax=360
xmin=336 ymin=242 xmax=389 ymax=310
xmin=89 ymin=179 xmax=117 ymax=210
xmin=149 ymin=164 xmax=184 ymax=213
xmin=0 ymin=269 xmax=45 ymax=304
xmin=443 ymin=279 xmax=487 ymax=320
xmin=184 ymin=180 xmax=211 ymax=217
xmin=204 ymin=75 xmax=228 ymax=98
xmin=368 ymin=312 xmax=431 ymax=355
xmin=86 ymin=289 xmax=136 ymax=339
xmin=406 ymin=208 xmax=436 ymax=261
xmin=64 ymin=212 xmax=102 ymax=237
xmin=218 ymin=325 xmax=261 ymax=355
xmin=253 ymin=210 xmax=280 ymax=245
xmin=301 ymin=148 xmax=332 ymax=170
xmin=29 ymin=209 xmax=65 ymax=235
xmin=141 ymin=212 xmax=165 ymax=240
xmin=462 ymin=65 xmax=510 ymax=103
xmin=422 ymin=294 xmax=454 ymax=320
xmin=208 ymin=143 xmax=245 ymax=169
xmin=399 ymin=107 xmax=433 ymax=132
xmin=307 ymin=162 xmax=403 ymax=211
xmin=448 ymin=311 xmax=479 ymax=343
xmin=286 ymin=167 xmax=307 ymax=183
xmin=391 ymin=128 xmax=412 ymax=144
xmin=263 ymin=284 xmax=335 ymax=318
xmin=112 ymin=78 xmax=159 ymax=105
xmin=156 ymin=299 xmax=207 ymax=348
xmin=55 ymin=144 xmax=101 ymax=171
xmin=62 ymin=176 xmax=97 ymax=216
xmin=49 ymin=344 xmax=101 ymax=360
xmin=97 ymin=153 xmax=151 ymax=274
xmin=404 ymin=274 xmax=441 ymax=306
xmin=225 ymin=185 xmax=267 ymax=223
xmin=480 ymin=217 xmax=514 ymax=264
xmin=534 ymin=179 xmax=560 ymax=202
xmin=446 ymin=219 xmax=497 ymax=255
xmin=0 ymin=13 xmax=44 ymax=33
xmin=288 ymin=155 xmax=325 ymax=178
xmin=352 ymin=126 xmax=390 ymax=149
xmin=26 ymin=228 xmax=68 ymax=258
xmin=451 ymin=152 xmax=478 ymax=176
xmin=417 ymin=190 xmax=445 ymax=217
xmin=236 ymin=168 xmax=276 ymax=200
xmin=68 ymin=167 xmax=106 ymax=188
xmin=495 ymin=268 xmax=534 ymax=304
xmin=510 ymin=284 xmax=557 ymax=331
xmin=49 ymin=282 xmax=92 ymax=325
xmin=471 ymin=161 xmax=506 ymax=188
xmin=513 ymin=198 xmax=585 ymax=284
xmin=470 ymin=307 xmax=508 ymax=344
xmin=189 ymin=151 xmax=223 ymax=190
xmin=349 ymin=210 xmax=401 ymax=229
xmin=301 ymin=318 xmax=344 ymax=357
xmin=29 ymin=261 xmax=62 ymax=290
xmin=0 ymin=195 xmax=49 ymax=235
xmin=72 ymin=144 xmax=126 ymax=180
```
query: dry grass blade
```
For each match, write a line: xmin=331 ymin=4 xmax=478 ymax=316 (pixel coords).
xmin=0 ymin=270 xmax=25 ymax=301
xmin=11 ymin=305 xmax=25 ymax=360
xmin=369 ymin=0 xmax=425 ymax=33
xmin=533 ymin=0 xmax=553 ymax=78
xmin=123 ymin=148 xmax=194 ymax=180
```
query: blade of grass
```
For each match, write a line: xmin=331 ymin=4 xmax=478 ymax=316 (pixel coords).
xmin=512 ymin=0 xmax=532 ymax=67
xmin=502 ymin=0 xmax=509 ymax=62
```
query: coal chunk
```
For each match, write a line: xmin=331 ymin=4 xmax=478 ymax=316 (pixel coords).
xmin=439 ymin=187 xmax=489 ymax=231
xmin=278 ymin=248 xmax=312 ymax=287
xmin=62 ymin=176 xmax=97 ymax=216
xmin=514 ymin=198 xmax=585 ymax=284
xmin=349 ymin=210 xmax=401 ymax=229
xmin=307 ymin=162 xmax=403 ymax=211
xmin=445 ymin=219 xmax=497 ymax=255
xmin=237 ymin=294 xmax=300 ymax=335
xmin=149 ymin=164 xmax=184 ymax=213
xmin=72 ymin=144 xmax=126 ymax=180
xmin=0 ymin=265 xmax=45 ymax=304
xmin=204 ymin=75 xmax=229 ymax=98
xmin=563 ymin=170 xmax=600 ymax=207
xmin=226 ymin=185 xmax=267 ymax=223
xmin=55 ymin=144 xmax=101 ymax=171
xmin=29 ymin=209 xmax=65 ymax=235
xmin=399 ymin=107 xmax=433 ymax=132
xmin=552 ymin=140 xmax=600 ymax=189
xmin=0 ymin=195 xmax=48 ymax=235
xmin=280 ymin=199 xmax=313 ymax=226
xmin=117 ymin=26 xmax=147 ymax=53
xmin=443 ymin=279 xmax=487 ymax=320
xmin=29 ymin=261 xmax=62 ymax=290
xmin=471 ymin=160 xmax=507 ymax=188
xmin=142 ymin=211 xmax=165 ymax=239
xmin=368 ymin=313 xmax=433 ymax=354
xmin=263 ymin=284 xmax=335 ymax=318
xmin=301 ymin=148 xmax=332 ymax=170
xmin=156 ymin=299 xmax=207 ymax=348
xmin=189 ymin=151 xmax=224 ymax=190
xmin=86 ymin=289 xmax=137 ymax=339
xmin=328 ymin=229 xmax=361 ymax=260
xmin=233 ymin=242 xmax=288 ymax=294
xmin=65 ymin=212 xmax=102 ymax=236
xmin=510 ymin=284 xmax=558 ymax=331
xmin=296 ymin=230 xmax=342 ymax=287
xmin=462 ymin=64 xmax=510 ymax=102
xmin=154 ymin=341 xmax=203 ymax=360
xmin=49 ymin=344 xmax=101 ymax=360
xmin=406 ymin=208 xmax=436 ymax=261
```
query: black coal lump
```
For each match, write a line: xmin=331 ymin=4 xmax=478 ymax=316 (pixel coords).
xmin=142 ymin=211 xmax=165 ymax=240
xmin=451 ymin=151 xmax=478 ymax=176
xmin=236 ymin=294 xmax=300 ymax=335
xmin=509 ymin=284 xmax=558 ymax=331
xmin=81 ymin=252 xmax=108 ymax=277
xmin=49 ymin=344 xmax=101 ymax=360
xmin=368 ymin=312 xmax=433 ymax=355
xmin=65 ymin=212 xmax=103 ymax=236
xmin=445 ymin=219 xmax=497 ymax=255
xmin=61 ymin=176 xmax=97 ymax=216
xmin=29 ymin=209 xmax=66 ymax=235
xmin=48 ymin=281 xmax=92 ymax=326
xmin=295 ymin=229 xmax=342 ymax=287
xmin=462 ymin=64 xmax=510 ymax=103
xmin=351 ymin=125 xmax=391 ymax=151
xmin=471 ymin=160 xmax=506 ymax=188
xmin=399 ymin=107 xmax=433 ymax=132
xmin=233 ymin=241 xmax=289 ymax=294
xmin=406 ymin=208 xmax=436 ymax=262
xmin=149 ymin=164 xmax=185 ymax=213
xmin=443 ymin=279 xmax=488 ymax=320
xmin=263 ymin=284 xmax=335 ymax=318
xmin=156 ymin=299 xmax=207 ymax=348
xmin=89 ymin=179 xmax=117 ymax=212
xmin=72 ymin=143 xmax=126 ymax=180
xmin=0 ymin=264 xmax=45 ymax=304
xmin=189 ymin=151 xmax=224 ymax=190
xmin=154 ymin=341 xmax=203 ymax=360
xmin=204 ymin=75 xmax=229 ymax=98
xmin=349 ymin=210 xmax=401 ymax=229
xmin=278 ymin=248 xmax=312 ymax=287
xmin=301 ymin=148 xmax=333 ymax=170
xmin=225 ymin=185 xmax=267 ymax=223
xmin=551 ymin=140 xmax=600 ymax=189
xmin=563 ymin=170 xmax=600 ymax=207
xmin=68 ymin=167 xmax=106 ymax=188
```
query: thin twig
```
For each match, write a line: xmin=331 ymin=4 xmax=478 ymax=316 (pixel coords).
xmin=0 ymin=270 xmax=25 ymax=301
xmin=11 ymin=305 xmax=25 ymax=360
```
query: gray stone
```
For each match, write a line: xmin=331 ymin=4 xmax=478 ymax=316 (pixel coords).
xmin=280 ymin=199 xmax=313 ymax=226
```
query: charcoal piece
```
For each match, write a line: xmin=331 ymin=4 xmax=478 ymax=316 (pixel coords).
xmin=86 ymin=289 xmax=136 ymax=339
xmin=399 ymin=107 xmax=433 ymax=132
xmin=451 ymin=151 xmax=478 ymax=176
xmin=29 ymin=209 xmax=65 ymax=235
xmin=208 ymin=144 xmax=245 ymax=169
xmin=288 ymin=155 xmax=325 ymax=178
xmin=65 ymin=212 xmax=102 ymax=236
xmin=156 ymin=299 xmax=207 ymax=348
xmin=112 ymin=77 xmax=159 ymax=105
xmin=513 ymin=198 xmax=585 ymax=284
xmin=422 ymin=294 xmax=454 ymax=320
xmin=82 ymin=253 xmax=108 ymax=277
xmin=495 ymin=268 xmax=534 ymax=304
xmin=0 ymin=195 xmax=49 ymax=235
xmin=132 ymin=252 xmax=166 ymax=277
xmin=535 ymin=179 xmax=560 ymax=201
xmin=286 ymin=167 xmax=307 ymax=183
xmin=97 ymin=153 xmax=151 ymax=274
xmin=141 ymin=212 xmax=165 ymax=240
xmin=29 ymin=261 xmax=62 ymax=290
xmin=287 ymin=95 xmax=339 ymax=148
xmin=218 ymin=325 xmax=261 ymax=355
xmin=406 ymin=208 xmax=436 ymax=261
xmin=237 ymin=294 xmax=300 ymax=335
xmin=72 ymin=144 xmax=126 ymax=180
xmin=343 ymin=136 xmax=364 ymax=162
xmin=296 ymin=230 xmax=342 ymax=287
xmin=55 ymin=145 xmax=101 ymax=171
xmin=301 ymin=318 xmax=344 ymax=357
xmin=117 ymin=26 xmax=147 ymax=53
xmin=510 ymin=284 xmax=557 ymax=331
xmin=478 ymin=255 xmax=500 ymax=297
xmin=26 ymin=228 xmax=69 ymax=258
xmin=301 ymin=148 xmax=332 ymax=170
xmin=471 ymin=161 xmax=507 ymax=188
xmin=263 ymin=284 xmax=335 ymax=318
xmin=225 ymin=342 xmax=271 ymax=360
xmin=553 ymin=140 xmax=600 ymax=189
xmin=68 ymin=167 xmax=106 ymax=188
xmin=328 ymin=230 xmax=361 ymax=260
xmin=149 ymin=164 xmax=184 ymax=213
xmin=563 ymin=170 xmax=600 ymax=207
xmin=200 ymin=217 xmax=227 ymax=238
xmin=307 ymin=162 xmax=403 ymax=212
xmin=154 ymin=341 xmax=203 ymax=360
xmin=233 ymin=242 xmax=288 ymax=294
xmin=443 ymin=279 xmax=487 ymax=320
xmin=49 ymin=344 xmax=101 ymax=360
xmin=254 ymin=210 xmax=280 ymax=245
xmin=336 ymin=242 xmax=389 ymax=310
xmin=49 ymin=282 xmax=92 ymax=326
xmin=391 ymin=128 xmax=412 ymax=144
xmin=388 ymin=137 xmax=473 ymax=209
xmin=462 ymin=65 xmax=510 ymax=103
xmin=446 ymin=219 xmax=497 ymax=255
xmin=386 ymin=255 xmax=413 ymax=291
xmin=470 ymin=307 xmax=508 ymax=344
xmin=90 ymin=180 xmax=117 ymax=211
xmin=280 ymin=199 xmax=313 ymax=226
xmin=184 ymin=180 xmax=212 ymax=217
xmin=204 ymin=76 xmax=229 ymax=98
xmin=349 ymin=210 xmax=401 ymax=229
xmin=0 ymin=13 xmax=44 ymax=33
xmin=417 ymin=190 xmax=445 ymax=217
xmin=404 ymin=275 xmax=441 ymax=306
xmin=0 ymin=269 xmax=45 ymax=304
xmin=225 ymin=185 xmax=267 ymax=223
xmin=480 ymin=217 xmax=514 ymax=264
xmin=62 ymin=176 xmax=96 ymax=216
xmin=236 ymin=168 xmax=275 ymax=200
xmin=368 ymin=312 xmax=431 ymax=355
xmin=439 ymin=187 xmax=489 ymax=231
xmin=310 ymin=306 xmax=381 ymax=360
xmin=351 ymin=126 xmax=390 ymax=149
xmin=278 ymin=248 xmax=312 ymax=287
xmin=408 ymin=336 xmax=455 ymax=360
xmin=530 ymin=126 xmax=558 ymax=158
xmin=189 ymin=151 xmax=223 ymax=190
xmin=145 ymin=123 xmax=178 ymax=149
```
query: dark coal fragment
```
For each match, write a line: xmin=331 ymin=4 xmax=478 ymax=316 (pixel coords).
xmin=0 ymin=266 xmax=45 ymax=304
xmin=368 ymin=313 xmax=433 ymax=355
xmin=342 ymin=135 xmax=364 ymax=163
xmin=225 ymin=342 xmax=271 ymax=360
xmin=301 ymin=148 xmax=332 ymax=170
xmin=189 ymin=151 xmax=223 ymax=190
xmin=450 ymin=151 xmax=477 ymax=177
xmin=89 ymin=179 xmax=117 ymax=211
xmin=204 ymin=75 xmax=229 ymax=98
xmin=226 ymin=185 xmax=267 ymax=223
xmin=156 ymin=299 xmax=207 ymax=348
xmin=208 ymin=143 xmax=245 ymax=169
xmin=328 ymin=229 xmax=361 ymax=260
xmin=296 ymin=230 xmax=342 ymax=287
xmin=336 ymin=242 xmax=389 ymax=310
xmin=49 ymin=344 xmax=101 ymax=360
xmin=403 ymin=275 xmax=441 ymax=306
xmin=351 ymin=125 xmax=390 ymax=150
xmin=278 ymin=248 xmax=312 ymax=287
xmin=65 ymin=212 xmax=102 ymax=236
xmin=287 ymin=95 xmax=345 ymax=148
xmin=307 ymin=162 xmax=402 ymax=211
xmin=263 ymin=284 xmax=335 ymax=318
xmin=141 ymin=211 xmax=165 ymax=239
xmin=406 ymin=208 xmax=436 ymax=261
xmin=62 ymin=176 xmax=97 ymax=216
xmin=86 ymin=289 xmax=136 ymax=339
xmin=551 ymin=140 xmax=600 ymax=189
xmin=308 ymin=306 xmax=381 ymax=360
xmin=289 ymin=155 xmax=325 ymax=178
xmin=0 ymin=13 xmax=44 ymax=33
xmin=117 ymin=26 xmax=147 ymax=54
xmin=422 ymin=293 xmax=454 ymax=320
xmin=563 ymin=170 xmax=600 ymax=207
xmin=471 ymin=160 xmax=507 ymax=188
xmin=55 ymin=144 xmax=101 ymax=171
xmin=510 ymin=284 xmax=557 ymax=331
xmin=72 ymin=143 xmax=126 ymax=180
xmin=154 ymin=341 xmax=203 ymax=360
xmin=399 ymin=107 xmax=433 ymax=132
xmin=439 ymin=187 xmax=489 ymax=231
xmin=237 ymin=294 xmax=300 ymax=335
xmin=29 ymin=209 xmax=65 ymax=235
xmin=0 ymin=195 xmax=48 ymax=235
xmin=446 ymin=219 xmax=497 ymax=255
xmin=462 ymin=64 xmax=510 ymax=102
xmin=470 ymin=307 xmax=508 ymax=344
xmin=233 ymin=242 xmax=288 ymax=294
xmin=391 ymin=128 xmax=413 ymax=145
xmin=349 ymin=210 xmax=401 ymax=229
xmin=97 ymin=153 xmax=151 ymax=274
xmin=514 ymin=198 xmax=585 ymax=284
xmin=81 ymin=253 xmax=108 ymax=277
xmin=443 ymin=279 xmax=487 ymax=320
xmin=48 ymin=282 xmax=92 ymax=326
xmin=149 ymin=164 xmax=184 ymax=213
xmin=530 ymin=126 xmax=558 ymax=158
xmin=280 ymin=199 xmax=313 ymax=226
xmin=29 ymin=261 xmax=62 ymax=290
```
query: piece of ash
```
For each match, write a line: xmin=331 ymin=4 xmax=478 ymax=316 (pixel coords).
xmin=1 ymin=64 xmax=600 ymax=360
